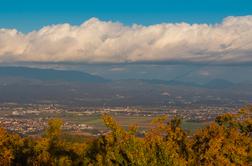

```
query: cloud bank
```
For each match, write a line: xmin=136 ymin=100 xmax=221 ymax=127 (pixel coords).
xmin=0 ymin=16 xmax=252 ymax=64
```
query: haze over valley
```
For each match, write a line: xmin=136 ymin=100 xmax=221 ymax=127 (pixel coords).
xmin=0 ymin=66 xmax=251 ymax=107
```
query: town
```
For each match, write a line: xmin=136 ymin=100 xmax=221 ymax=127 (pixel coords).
xmin=0 ymin=103 xmax=239 ymax=136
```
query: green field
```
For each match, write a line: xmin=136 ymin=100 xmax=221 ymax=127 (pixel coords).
xmin=62 ymin=113 xmax=210 ymax=132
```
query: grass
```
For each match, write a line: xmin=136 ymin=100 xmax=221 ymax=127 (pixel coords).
xmin=65 ymin=114 xmax=210 ymax=132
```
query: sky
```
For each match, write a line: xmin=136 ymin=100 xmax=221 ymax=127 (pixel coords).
xmin=0 ymin=0 xmax=252 ymax=82
xmin=1 ymin=0 xmax=252 ymax=32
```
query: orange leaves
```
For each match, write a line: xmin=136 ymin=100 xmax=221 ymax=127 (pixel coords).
xmin=45 ymin=118 xmax=64 ymax=140
xmin=0 ymin=106 xmax=251 ymax=165
xmin=191 ymin=109 xmax=252 ymax=165
xmin=98 ymin=111 xmax=252 ymax=165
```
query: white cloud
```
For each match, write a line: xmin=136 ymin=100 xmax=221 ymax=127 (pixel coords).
xmin=1 ymin=16 xmax=252 ymax=64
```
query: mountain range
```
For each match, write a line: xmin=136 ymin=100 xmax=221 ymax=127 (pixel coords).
xmin=0 ymin=66 xmax=251 ymax=106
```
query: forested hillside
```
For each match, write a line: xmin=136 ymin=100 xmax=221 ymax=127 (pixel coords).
xmin=0 ymin=106 xmax=251 ymax=166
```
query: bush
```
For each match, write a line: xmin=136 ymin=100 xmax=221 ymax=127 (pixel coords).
xmin=0 ymin=106 xmax=251 ymax=165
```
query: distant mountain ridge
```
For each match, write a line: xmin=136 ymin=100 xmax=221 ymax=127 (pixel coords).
xmin=0 ymin=66 xmax=238 ymax=88
xmin=204 ymin=79 xmax=234 ymax=89
xmin=0 ymin=66 xmax=251 ymax=106
xmin=141 ymin=79 xmax=235 ymax=89
xmin=0 ymin=66 xmax=107 ymax=83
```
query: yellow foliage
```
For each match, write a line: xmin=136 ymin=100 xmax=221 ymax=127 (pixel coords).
xmin=0 ymin=106 xmax=251 ymax=165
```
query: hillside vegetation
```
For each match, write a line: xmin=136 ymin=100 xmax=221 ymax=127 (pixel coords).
xmin=0 ymin=106 xmax=251 ymax=166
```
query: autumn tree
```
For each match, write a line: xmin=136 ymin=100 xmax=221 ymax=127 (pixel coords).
xmin=0 ymin=106 xmax=251 ymax=165
xmin=190 ymin=106 xmax=252 ymax=165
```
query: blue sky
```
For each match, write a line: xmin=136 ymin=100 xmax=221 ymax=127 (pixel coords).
xmin=0 ymin=0 xmax=252 ymax=32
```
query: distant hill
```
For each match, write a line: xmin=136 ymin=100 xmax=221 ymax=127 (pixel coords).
xmin=0 ymin=66 xmax=107 ymax=83
xmin=140 ymin=79 xmax=235 ymax=89
xmin=204 ymin=79 xmax=234 ymax=89
xmin=0 ymin=66 xmax=251 ymax=106
xmin=140 ymin=79 xmax=200 ymax=87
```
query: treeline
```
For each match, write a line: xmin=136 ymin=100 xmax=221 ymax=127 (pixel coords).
xmin=0 ymin=106 xmax=251 ymax=166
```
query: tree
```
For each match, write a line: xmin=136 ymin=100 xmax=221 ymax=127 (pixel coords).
xmin=0 ymin=106 xmax=251 ymax=165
